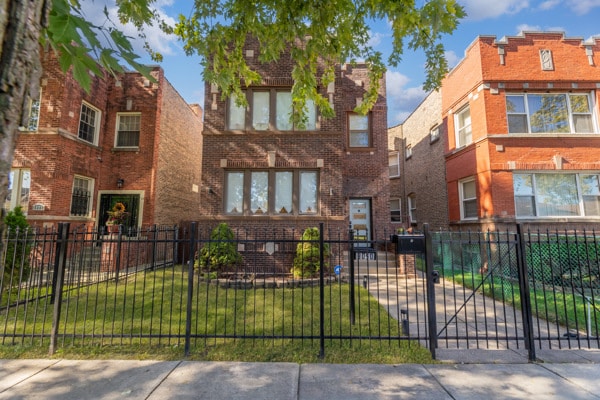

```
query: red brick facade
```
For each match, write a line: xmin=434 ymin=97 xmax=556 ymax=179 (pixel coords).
xmin=199 ymin=38 xmax=389 ymax=240
xmin=442 ymin=32 xmax=600 ymax=230
xmin=9 ymin=50 xmax=203 ymax=229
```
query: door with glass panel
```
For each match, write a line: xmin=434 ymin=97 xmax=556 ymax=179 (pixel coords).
xmin=349 ymin=199 xmax=371 ymax=247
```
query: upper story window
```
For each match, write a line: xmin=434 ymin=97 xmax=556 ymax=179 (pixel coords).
xmin=4 ymin=169 xmax=30 ymax=214
xmin=506 ymin=93 xmax=596 ymax=134
xmin=390 ymin=198 xmax=401 ymax=222
xmin=455 ymin=105 xmax=472 ymax=148
xmin=405 ymin=144 xmax=412 ymax=160
xmin=388 ymin=151 xmax=400 ymax=178
xmin=430 ymin=125 xmax=440 ymax=143
xmin=459 ymin=178 xmax=477 ymax=220
xmin=225 ymin=169 xmax=318 ymax=216
xmin=348 ymin=113 xmax=371 ymax=148
xmin=227 ymin=89 xmax=316 ymax=131
xmin=78 ymin=102 xmax=101 ymax=145
xmin=27 ymin=92 xmax=41 ymax=131
xmin=70 ymin=176 xmax=93 ymax=217
xmin=116 ymin=113 xmax=141 ymax=147
xmin=513 ymin=172 xmax=600 ymax=218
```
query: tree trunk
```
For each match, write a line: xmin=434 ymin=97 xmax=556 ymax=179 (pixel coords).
xmin=0 ymin=1 xmax=49 ymax=241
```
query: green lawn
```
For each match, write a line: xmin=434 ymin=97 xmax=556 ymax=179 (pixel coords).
xmin=0 ymin=266 xmax=433 ymax=364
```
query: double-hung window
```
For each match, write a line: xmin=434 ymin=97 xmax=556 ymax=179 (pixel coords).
xmin=78 ymin=102 xmax=101 ymax=145
xmin=116 ymin=113 xmax=141 ymax=147
xmin=388 ymin=151 xmax=400 ymax=178
xmin=4 ymin=169 xmax=30 ymax=213
xmin=459 ymin=178 xmax=477 ymax=220
xmin=390 ymin=198 xmax=402 ymax=222
xmin=227 ymin=89 xmax=316 ymax=131
xmin=407 ymin=194 xmax=417 ymax=224
xmin=348 ymin=113 xmax=371 ymax=148
xmin=430 ymin=125 xmax=440 ymax=143
xmin=455 ymin=105 xmax=472 ymax=148
xmin=225 ymin=170 xmax=319 ymax=215
xmin=506 ymin=93 xmax=595 ymax=134
xmin=513 ymin=173 xmax=600 ymax=217
xmin=70 ymin=176 xmax=93 ymax=217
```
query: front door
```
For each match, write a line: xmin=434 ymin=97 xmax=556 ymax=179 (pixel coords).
xmin=99 ymin=194 xmax=140 ymax=232
xmin=349 ymin=198 xmax=371 ymax=247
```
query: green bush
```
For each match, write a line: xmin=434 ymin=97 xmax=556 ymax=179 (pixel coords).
xmin=2 ymin=206 xmax=33 ymax=286
xmin=291 ymin=227 xmax=330 ymax=278
xmin=195 ymin=223 xmax=242 ymax=274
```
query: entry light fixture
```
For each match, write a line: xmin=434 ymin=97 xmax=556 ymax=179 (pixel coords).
xmin=117 ymin=178 xmax=124 ymax=189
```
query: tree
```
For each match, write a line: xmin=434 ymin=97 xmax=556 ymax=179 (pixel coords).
xmin=0 ymin=0 xmax=464 ymax=248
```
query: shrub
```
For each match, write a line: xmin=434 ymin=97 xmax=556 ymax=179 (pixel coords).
xmin=195 ymin=223 xmax=242 ymax=273
xmin=2 ymin=207 xmax=33 ymax=286
xmin=292 ymin=227 xmax=330 ymax=278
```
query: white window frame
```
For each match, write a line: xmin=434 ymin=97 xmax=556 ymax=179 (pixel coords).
xmin=27 ymin=91 xmax=41 ymax=131
xmin=115 ymin=112 xmax=141 ymax=148
xmin=407 ymin=195 xmax=417 ymax=224
xmin=430 ymin=124 xmax=440 ymax=143
xmin=405 ymin=144 xmax=412 ymax=160
xmin=4 ymin=169 xmax=30 ymax=214
xmin=390 ymin=198 xmax=402 ymax=222
xmin=513 ymin=172 xmax=600 ymax=218
xmin=348 ymin=113 xmax=371 ymax=148
xmin=70 ymin=176 xmax=94 ymax=217
xmin=388 ymin=151 xmax=400 ymax=178
xmin=506 ymin=92 xmax=597 ymax=134
xmin=454 ymin=105 xmax=472 ymax=148
xmin=225 ymin=170 xmax=319 ymax=216
xmin=78 ymin=101 xmax=101 ymax=145
xmin=459 ymin=177 xmax=477 ymax=220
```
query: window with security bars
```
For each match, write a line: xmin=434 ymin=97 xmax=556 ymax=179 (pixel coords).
xmin=70 ymin=177 xmax=92 ymax=216
xmin=78 ymin=102 xmax=100 ymax=144
xmin=116 ymin=113 xmax=141 ymax=147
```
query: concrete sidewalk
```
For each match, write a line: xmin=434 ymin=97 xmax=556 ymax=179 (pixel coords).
xmin=1 ymin=359 xmax=600 ymax=399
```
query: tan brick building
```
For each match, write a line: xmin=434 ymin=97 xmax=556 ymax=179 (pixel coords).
xmin=6 ymin=51 xmax=203 ymax=231
xmin=442 ymin=32 xmax=600 ymax=230
xmin=199 ymin=38 xmax=390 ymax=243
xmin=388 ymin=90 xmax=449 ymax=232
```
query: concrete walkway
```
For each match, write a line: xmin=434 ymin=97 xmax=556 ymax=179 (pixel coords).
xmin=1 ymin=358 xmax=600 ymax=399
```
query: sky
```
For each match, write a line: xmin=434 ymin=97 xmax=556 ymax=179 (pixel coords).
xmin=83 ymin=1 xmax=600 ymax=127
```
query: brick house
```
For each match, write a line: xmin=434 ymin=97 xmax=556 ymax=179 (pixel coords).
xmin=198 ymin=38 xmax=389 ymax=265
xmin=6 ymin=50 xmax=203 ymax=231
xmin=388 ymin=90 xmax=449 ymax=232
xmin=442 ymin=32 xmax=600 ymax=231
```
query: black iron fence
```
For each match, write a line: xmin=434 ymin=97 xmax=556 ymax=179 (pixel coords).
xmin=1 ymin=222 xmax=599 ymax=360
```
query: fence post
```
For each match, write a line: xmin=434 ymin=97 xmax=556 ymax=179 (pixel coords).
xmin=319 ymin=223 xmax=325 ymax=359
xmin=515 ymin=224 xmax=536 ymax=362
xmin=423 ymin=223 xmax=438 ymax=359
xmin=114 ymin=226 xmax=123 ymax=283
xmin=348 ymin=224 xmax=355 ymax=325
xmin=49 ymin=222 xmax=70 ymax=355
xmin=184 ymin=222 xmax=197 ymax=357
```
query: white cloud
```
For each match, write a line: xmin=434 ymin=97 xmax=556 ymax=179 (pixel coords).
xmin=444 ymin=50 xmax=460 ymax=69
xmin=367 ymin=31 xmax=388 ymax=48
xmin=538 ymin=0 xmax=560 ymax=10
xmin=567 ymin=0 xmax=600 ymax=15
xmin=516 ymin=23 xmax=542 ymax=33
xmin=80 ymin=0 xmax=179 ymax=61
xmin=386 ymin=70 xmax=427 ymax=126
xmin=459 ymin=0 xmax=529 ymax=20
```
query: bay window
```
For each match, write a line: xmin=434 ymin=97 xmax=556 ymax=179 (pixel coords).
xmin=4 ymin=169 xmax=30 ymax=213
xmin=513 ymin=173 xmax=600 ymax=217
xmin=455 ymin=105 xmax=472 ymax=148
xmin=506 ymin=93 xmax=595 ymax=134
xmin=225 ymin=170 xmax=319 ymax=215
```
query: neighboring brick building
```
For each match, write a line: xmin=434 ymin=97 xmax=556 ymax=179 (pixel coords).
xmin=442 ymin=32 xmax=600 ymax=230
xmin=199 ymin=38 xmax=389 ymax=247
xmin=388 ymin=90 xmax=449 ymax=232
xmin=6 ymin=50 xmax=203 ymax=231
